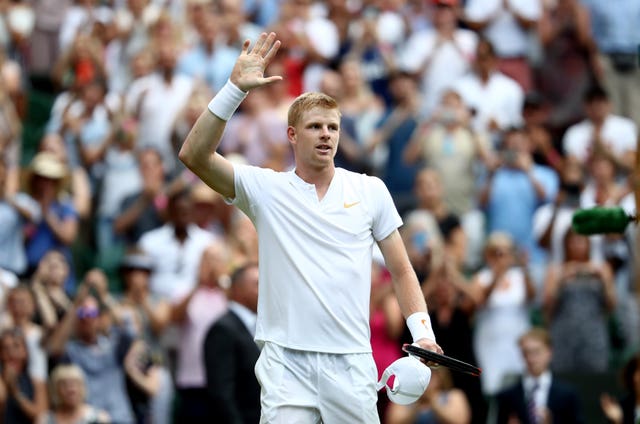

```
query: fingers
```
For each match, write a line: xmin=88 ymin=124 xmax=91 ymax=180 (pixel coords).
xmin=264 ymin=39 xmax=281 ymax=63
xmin=250 ymin=33 xmax=267 ymax=55
xmin=250 ymin=32 xmax=280 ymax=59
xmin=241 ymin=39 xmax=251 ymax=55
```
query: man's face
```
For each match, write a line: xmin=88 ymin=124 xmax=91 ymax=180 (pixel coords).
xmin=288 ymin=107 xmax=341 ymax=171
xmin=520 ymin=336 xmax=552 ymax=377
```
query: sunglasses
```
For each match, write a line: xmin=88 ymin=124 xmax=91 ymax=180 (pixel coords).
xmin=76 ymin=307 xmax=100 ymax=319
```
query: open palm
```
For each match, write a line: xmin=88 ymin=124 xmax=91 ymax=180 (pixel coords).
xmin=230 ymin=32 xmax=282 ymax=92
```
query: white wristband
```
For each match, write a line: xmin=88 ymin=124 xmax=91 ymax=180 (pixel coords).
xmin=406 ymin=312 xmax=436 ymax=343
xmin=207 ymin=80 xmax=248 ymax=121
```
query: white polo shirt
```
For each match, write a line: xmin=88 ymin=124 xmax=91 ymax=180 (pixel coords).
xmin=562 ymin=115 xmax=637 ymax=164
xmin=465 ymin=0 xmax=542 ymax=58
xmin=229 ymin=165 xmax=402 ymax=354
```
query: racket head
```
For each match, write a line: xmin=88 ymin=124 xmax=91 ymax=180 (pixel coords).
xmin=402 ymin=344 xmax=482 ymax=377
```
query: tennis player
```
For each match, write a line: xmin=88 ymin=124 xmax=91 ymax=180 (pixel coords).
xmin=179 ymin=32 xmax=442 ymax=423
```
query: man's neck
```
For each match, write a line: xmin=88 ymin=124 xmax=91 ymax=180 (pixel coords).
xmin=295 ymin=165 xmax=335 ymax=199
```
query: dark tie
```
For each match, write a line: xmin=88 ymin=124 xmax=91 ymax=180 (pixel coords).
xmin=527 ymin=381 xmax=539 ymax=424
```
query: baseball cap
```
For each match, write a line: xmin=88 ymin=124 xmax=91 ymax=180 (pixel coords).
xmin=377 ymin=356 xmax=432 ymax=405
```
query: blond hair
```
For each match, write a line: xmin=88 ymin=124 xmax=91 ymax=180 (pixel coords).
xmin=287 ymin=92 xmax=340 ymax=127
xmin=49 ymin=364 xmax=87 ymax=408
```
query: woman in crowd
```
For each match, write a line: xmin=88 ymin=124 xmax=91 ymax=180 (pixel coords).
xmin=0 ymin=328 xmax=48 ymax=423
xmin=37 ymin=364 xmax=109 ymax=424
xmin=470 ymin=232 xmax=535 ymax=396
xmin=543 ymin=229 xmax=616 ymax=373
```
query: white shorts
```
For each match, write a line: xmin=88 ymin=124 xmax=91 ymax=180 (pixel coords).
xmin=255 ymin=342 xmax=380 ymax=424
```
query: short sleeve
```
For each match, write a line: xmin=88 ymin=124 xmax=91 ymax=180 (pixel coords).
xmin=368 ymin=176 xmax=403 ymax=241
xmin=226 ymin=163 xmax=274 ymax=221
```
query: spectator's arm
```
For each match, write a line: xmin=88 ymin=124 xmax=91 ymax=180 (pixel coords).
xmin=113 ymin=195 xmax=151 ymax=235
xmin=124 ymin=341 xmax=160 ymax=397
xmin=169 ymin=287 xmax=198 ymax=324
xmin=43 ymin=209 xmax=78 ymax=246
xmin=8 ymin=378 xmax=48 ymax=421
xmin=542 ymin=264 xmax=562 ymax=320
xmin=46 ymin=284 xmax=89 ymax=356
xmin=402 ymin=125 xmax=429 ymax=165
xmin=142 ymin=298 xmax=171 ymax=335
xmin=70 ymin=168 xmax=92 ymax=219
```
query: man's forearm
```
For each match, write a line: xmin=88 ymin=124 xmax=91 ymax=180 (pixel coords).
xmin=178 ymin=110 xmax=226 ymax=173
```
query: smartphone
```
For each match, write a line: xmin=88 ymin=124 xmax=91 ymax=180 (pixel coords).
xmin=412 ymin=231 xmax=429 ymax=255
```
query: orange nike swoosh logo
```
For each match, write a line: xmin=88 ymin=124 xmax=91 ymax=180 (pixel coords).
xmin=344 ymin=201 xmax=361 ymax=208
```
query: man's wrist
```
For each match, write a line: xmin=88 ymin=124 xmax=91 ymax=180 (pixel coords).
xmin=406 ymin=312 xmax=436 ymax=342
xmin=207 ymin=80 xmax=248 ymax=121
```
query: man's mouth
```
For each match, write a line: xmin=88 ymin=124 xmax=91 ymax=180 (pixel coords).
xmin=316 ymin=144 xmax=332 ymax=153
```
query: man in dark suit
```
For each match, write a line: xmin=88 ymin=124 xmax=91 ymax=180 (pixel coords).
xmin=204 ymin=262 xmax=260 ymax=423
xmin=496 ymin=327 xmax=585 ymax=424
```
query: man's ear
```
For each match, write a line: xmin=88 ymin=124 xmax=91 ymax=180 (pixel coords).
xmin=287 ymin=126 xmax=296 ymax=145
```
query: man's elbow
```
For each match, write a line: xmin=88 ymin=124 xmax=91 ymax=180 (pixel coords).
xmin=178 ymin=144 xmax=191 ymax=167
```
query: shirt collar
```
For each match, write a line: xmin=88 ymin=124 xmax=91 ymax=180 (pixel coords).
xmin=229 ymin=301 xmax=257 ymax=336
xmin=524 ymin=370 xmax=552 ymax=392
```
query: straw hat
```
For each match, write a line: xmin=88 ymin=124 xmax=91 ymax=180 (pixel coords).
xmin=29 ymin=152 xmax=67 ymax=180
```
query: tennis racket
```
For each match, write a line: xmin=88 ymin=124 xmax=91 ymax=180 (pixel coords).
xmin=402 ymin=344 xmax=482 ymax=377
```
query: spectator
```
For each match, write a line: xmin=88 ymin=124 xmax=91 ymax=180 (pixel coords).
xmin=479 ymin=127 xmax=558 ymax=269
xmin=452 ymin=38 xmax=524 ymax=144
xmin=386 ymin=366 xmax=471 ymax=424
xmin=0 ymin=157 xmax=40 ymax=277
xmin=30 ymin=251 xmax=73 ymax=332
xmin=537 ymin=0 xmax=599 ymax=131
xmin=170 ymin=242 xmax=228 ymax=424
xmin=38 ymin=133 xmax=91 ymax=221
xmin=203 ymin=262 xmax=260 ymax=424
xmin=118 ymin=251 xmax=173 ymax=424
xmin=463 ymin=0 xmax=542 ymax=93
xmin=23 ymin=152 xmax=79 ymax=291
xmin=600 ymin=352 xmax=640 ymax=424
xmin=421 ymin=255 xmax=486 ymax=424
xmin=495 ymin=327 xmax=585 ymax=424
xmin=366 ymin=71 xmax=423 ymax=216
xmin=138 ymin=187 xmax=216 ymax=299
xmin=125 ymin=39 xmax=196 ymax=172
xmin=582 ymin=0 xmax=640 ymax=126
xmin=404 ymin=90 xmax=493 ymax=215
xmin=94 ymin=114 xmax=142 ymax=257
xmin=46 ymin=269 xmax=135 ymax=423
xmin=401 ymin=0 xmax=477 ymax=117
xmin=1 ymin=286 xmax=48 ymax=382
xmin=0 ymin=328 xmax=48 ymax=424
xmin=37 ymin=363 xmax=109 ymax=424
xmin=27 ymin=0 xmax=71 ymax=76
xmin=113 ymin=147 xmax=168 ymax=248
xmin=533 ymin=155 xmax=604 ymax=265
xmin=470 ymin=232 xmax=535 ymax=396
xmin=562 ymin=85 xmax=637 ymax=174
xmin=176 ymin=11 xmax=239 ymax=93
xmin=542 ymin=229 xmax=616 ymax=373
xmin=580 ymin=154 xmax=632 ymax=293
xmin=405 ymin=169 xmax=469 ymax=270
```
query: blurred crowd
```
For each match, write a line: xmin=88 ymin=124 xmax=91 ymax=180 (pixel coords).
xmin=0 ymin=0 xmax=639 ymax=422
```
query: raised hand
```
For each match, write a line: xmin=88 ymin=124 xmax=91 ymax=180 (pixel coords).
xmin=230 ymin=32 xmax=282 ymax=92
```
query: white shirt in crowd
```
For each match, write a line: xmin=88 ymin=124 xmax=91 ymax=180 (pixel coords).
xmin=453 ymin=71 xmax=524 ymax=137
xmin=562 ymin=114 xmax=637 ymax=165
xmin=138 ymin=224 xmax=216 ymax=299
xmin=464 ymin=0 xmax=542 ymax=58
xmin=401 ymin=28 xmax=477 ymax=116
